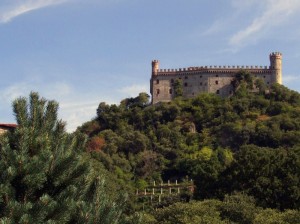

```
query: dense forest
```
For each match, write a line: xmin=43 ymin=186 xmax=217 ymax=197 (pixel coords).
xmin=78 ymin=73 xmax=300 ymax=223
xmin=1 ymin=72 xmax=300 ymax=223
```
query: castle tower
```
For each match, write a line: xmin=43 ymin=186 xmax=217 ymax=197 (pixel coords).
xmin=152 ymin=60 xmax=159 ymax=75
xmin=269 ymin=52 xmax=282 ymax=84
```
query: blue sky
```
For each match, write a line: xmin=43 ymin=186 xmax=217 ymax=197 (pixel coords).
xmin=1 ymin=0 xmax=300 ymax=131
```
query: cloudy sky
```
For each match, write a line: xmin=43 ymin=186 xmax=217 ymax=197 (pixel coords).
xmin=1 ymin=0 xmax=300 ymax=131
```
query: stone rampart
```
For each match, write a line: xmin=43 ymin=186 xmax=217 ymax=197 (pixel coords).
xmin=150 ymin=52 xmax=282 ymax=104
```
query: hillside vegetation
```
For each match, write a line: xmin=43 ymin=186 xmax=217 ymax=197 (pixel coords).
xmin=2 ymin=73 xmax=299 ymax=223
xmin=77 ymin=75 xmax=300 ymax=222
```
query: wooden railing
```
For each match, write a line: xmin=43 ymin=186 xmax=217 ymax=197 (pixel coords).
xmin=136 ymin=180 xmax=194 ymax=197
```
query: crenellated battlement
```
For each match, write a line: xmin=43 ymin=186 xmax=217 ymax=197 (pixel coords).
xmin=150 ymin=52 xmax=282 ymax=104
xmin=155 ymin=65 xmax=270 ymax=73
xmin=270 ymin=52 xmax=282 ymax=57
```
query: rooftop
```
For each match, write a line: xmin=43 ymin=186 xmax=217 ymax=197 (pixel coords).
xmin=0 ymin=124 xmax=17 ymax=128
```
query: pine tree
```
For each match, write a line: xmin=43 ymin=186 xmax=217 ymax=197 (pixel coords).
xmin=0 ymin=92 xmax=125 ymax=223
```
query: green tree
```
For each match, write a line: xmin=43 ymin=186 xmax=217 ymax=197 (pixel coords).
xmin=120 ymin=92 xmax=150 ymax=109
xmin=225 ymin=145 xmax=300 ymax=209
xmin=173 ymin=79 xmax=183 ymax=97
xmin=220 ymin=193 xmax=260 ymax=224
xmin=0 ymin=92 xmax=124 ymax=223
xmin=152 ymin=200 xmax=225 ymax=224
xmin=254 ymin=209 xmax=300 ymax=224
xmin=232 ymin=70 xmax=254 ymax=93
xmin=254 ymin=78 xmax=267 ymax=94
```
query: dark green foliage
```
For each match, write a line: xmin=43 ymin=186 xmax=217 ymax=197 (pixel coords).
xmin=232 ymin=70 xmax=254 ymax=93
xmin=223 ymin=145 xmax=300 ymax=209
xmin=120 ymin=92 xmax=150 ymax=109
xmin=4 ymin=81 xmax=300 ymax=222
xmin=142 ymin=197 xmax=300 ymax=224
xmin=220 ymin=193 xmax=259 ymax=224
xmin=0 ymin=92 xmax=124 ymax=223
xmin=78 ymin=82 xmax=300 ymax=214
xmin=173 ymin=79 xmax=183 ymax=97
xmin=255 ymin=78 xmax=267 ymax=94
xmin=150 ymin=200 xmax=225 ymax=224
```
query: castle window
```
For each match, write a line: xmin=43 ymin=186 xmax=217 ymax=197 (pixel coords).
xmin=215 ymin=80 xmax=219 ymax=85
xmin=216 ymin=75 xmax=219 ymax=77
xmin=200 ymin=82 xmax=203 ymax=86
xmin=200 ymin=75 xmax=202 ymax=78
xmin=216 ymin=90 xmax=220 ymax=94
xmin=264 ymin=76 xmax=266 ymax=78
xmin=184 ymin=83 xmax=188 ymax=87
xmin=156 ymin=89 xmax=160 ymax=94
xmin=156 ymin=79 xmax=159 ymax=84
xmin=169 ymin=89 xmax=172 ymax=94
xmin=185 ymin=76 xmax=188 ymax=79
xmin=171 ymin=79 xmax=174 ymax=84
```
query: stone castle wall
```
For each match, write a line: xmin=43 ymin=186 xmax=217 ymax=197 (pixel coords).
xmin=150 ymin=52 xmax=282 ymax=104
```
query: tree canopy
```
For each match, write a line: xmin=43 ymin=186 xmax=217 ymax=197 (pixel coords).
xmin=0 ymin=92 xmax=125 ymax=223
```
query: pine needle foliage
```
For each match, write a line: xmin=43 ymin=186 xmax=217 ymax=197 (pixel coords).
xmin=0 ymin=92 xmax=124 ymax=224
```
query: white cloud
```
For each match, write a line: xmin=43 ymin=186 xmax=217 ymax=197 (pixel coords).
xmin=0 ymin=0 xmax=69 ymax=23
xmin=0 ymin=80 xmax=122 ymax=132
xmin=201 ymin=0 xmax=261 ymax=36
xmin=201 ymin=20 xmax=225 ymax=36
xmin=60 ymin=102 xmax=98 ymax=131
xmin=119 ymin=84 xmax=148 ymax=97
xmin=229 ymin=0 xmax=300 ymax=47
xmin=0 ymin=81 xmax=72 ymax=103
xmin=0 ymin=82 xmax=32 ymax=103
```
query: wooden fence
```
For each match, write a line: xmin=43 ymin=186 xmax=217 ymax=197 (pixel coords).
xmin=136 ymin=180 xmax=194 ymax=197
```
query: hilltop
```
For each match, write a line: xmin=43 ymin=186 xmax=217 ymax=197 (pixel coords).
xmin=76 ymin=74 xmax=300 ymax=222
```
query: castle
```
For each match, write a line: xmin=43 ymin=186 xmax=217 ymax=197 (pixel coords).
xmin=150 ymin=52 xmax=282 ymax=104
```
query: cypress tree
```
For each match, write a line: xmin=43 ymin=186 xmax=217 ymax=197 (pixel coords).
xmin=0 ymin=92 xmax=124 ymax=223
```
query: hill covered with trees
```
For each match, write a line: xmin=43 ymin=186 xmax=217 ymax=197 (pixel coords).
xmin=77 ymin=74 xmax=300 ymax=223
xmin=1 ymin=73 xmax=300 ymax=223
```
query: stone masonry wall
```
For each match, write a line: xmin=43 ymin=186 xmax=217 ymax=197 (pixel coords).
xmin=151 ymin=52 xmax=282 ymax=104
